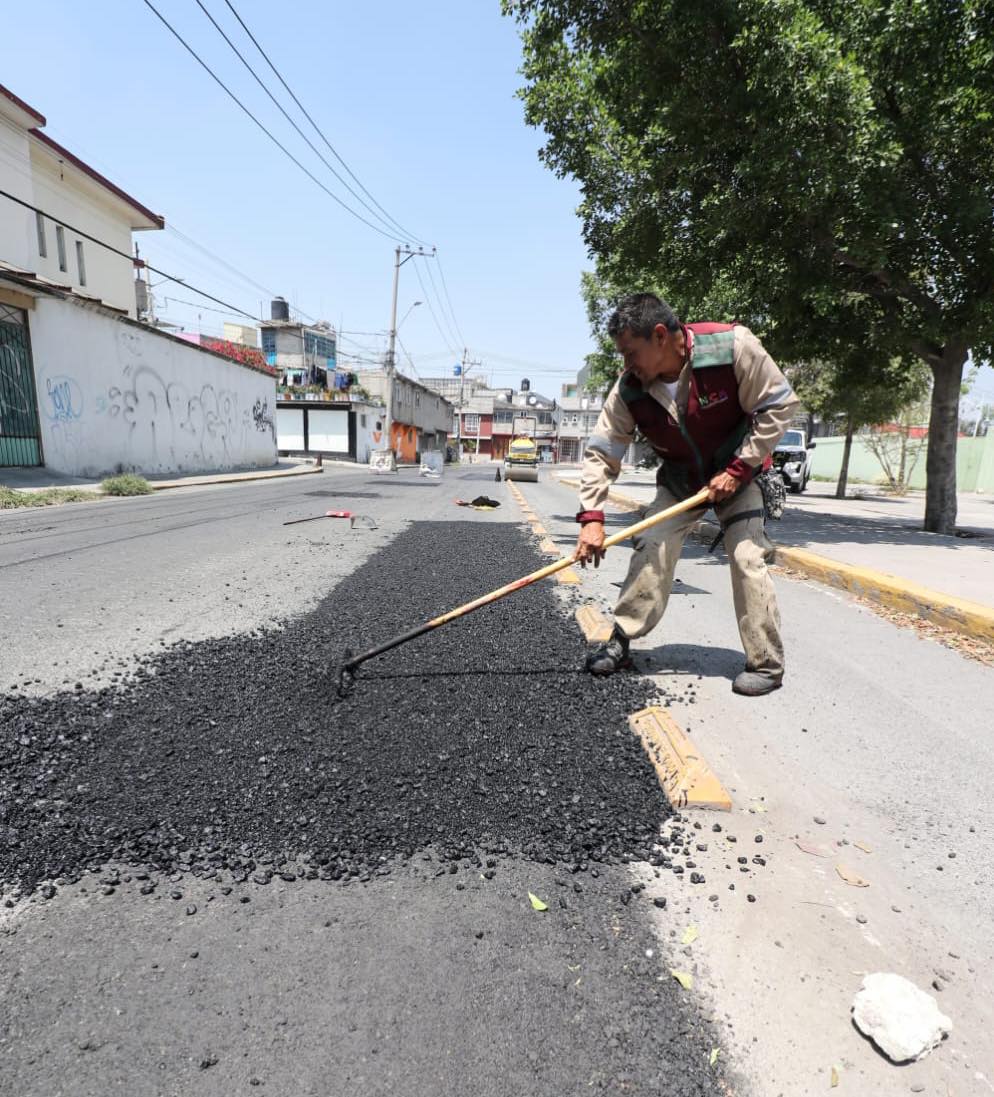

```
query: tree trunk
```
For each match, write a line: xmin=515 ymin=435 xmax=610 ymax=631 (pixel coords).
xmin=924 ymin=346 xmax=968 ymax=533
xmin=836 ymin=415 xmax=853 ymax=499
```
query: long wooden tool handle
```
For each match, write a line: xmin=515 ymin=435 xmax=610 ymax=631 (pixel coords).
xmin=342 ymin=487 xmax=710 ymax=674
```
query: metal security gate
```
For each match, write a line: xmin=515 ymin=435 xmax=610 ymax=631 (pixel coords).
xmin=0 ymin=303 xmax=42 ymax=466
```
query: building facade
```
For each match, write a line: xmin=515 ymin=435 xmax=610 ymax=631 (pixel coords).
xmin=490 ymin=380 xmax=557 ymax=462
xmin=0 ymin=84 xmax=276 ymax=474
xmin=0 ymin=84 xmax=163 ymax=319
xmin=555 ymin=381 xmax=605 ymax=464
xmin=355 ymin=369 xmax=452 ymax=463
xmin=259 ymin=301 xmax=338 ymax=386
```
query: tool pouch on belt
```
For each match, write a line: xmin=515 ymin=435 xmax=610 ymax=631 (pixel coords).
xmin=755 ymin=466 xmax=786 ymax=521
xmin=707 ymin=468 xmax=785 ymax=553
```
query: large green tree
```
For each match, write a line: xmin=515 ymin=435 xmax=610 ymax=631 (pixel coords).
xmin=505 ymin=0 xmax=994 ymax=532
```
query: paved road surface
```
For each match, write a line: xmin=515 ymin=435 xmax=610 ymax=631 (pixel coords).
xmin=2 ymin=464 xmax=991 ymax=1096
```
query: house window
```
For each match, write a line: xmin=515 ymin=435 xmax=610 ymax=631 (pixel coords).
xmin=360 ymin=414 xmax=367 ymax=427
xmin=56 ymin=225 xmax=67 ymax=272
xmin=75 ymin=241 xmax=86 ymax=286
xmin=261 ymin=328 xmax=276 ymax=356
xmin=35 ymin=212 xmax=46 ymax=257
xmin=464 ymin=413 xmax=480 ymax=432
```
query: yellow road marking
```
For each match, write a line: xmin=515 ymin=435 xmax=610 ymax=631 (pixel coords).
xmin=575 ymin=603 xmax=614 ymax=643
xmin=628 ymin=706 xmax=732 ymax=811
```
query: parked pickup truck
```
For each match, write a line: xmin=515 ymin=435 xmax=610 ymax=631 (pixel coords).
xmin=772 ymin=429 xmax=816 ymax=493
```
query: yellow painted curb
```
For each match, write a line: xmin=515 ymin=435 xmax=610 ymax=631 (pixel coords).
xmin=556 ymin=567 xmax=581 ymax=585
xmin=539 ymin=537 xmax=559 ymax=556
xmin=777 ymin=546 xmax=994 ymax=643
xmin=575 ymin=603 xmax=613 ymax=643
xmin=629 ymin=707 xmax=732 ymax=812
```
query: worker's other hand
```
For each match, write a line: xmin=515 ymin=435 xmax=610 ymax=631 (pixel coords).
xmin=575 ymin=521 xmax=606 ymax=568
xmin=707 ymin=470 xmax=741 ymax=504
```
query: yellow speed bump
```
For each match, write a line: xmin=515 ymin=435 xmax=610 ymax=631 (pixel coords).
xmin=629 ymin=706 xmax=732 ymax=811
xmin=575 ymin=603 xmax=614 ymax=643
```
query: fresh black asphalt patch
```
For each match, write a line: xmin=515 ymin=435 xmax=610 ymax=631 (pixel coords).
xmin=1 ymin=519 xmax=728 ymax=1093
xmin=1 ymin=521 xmax=669 ymax=893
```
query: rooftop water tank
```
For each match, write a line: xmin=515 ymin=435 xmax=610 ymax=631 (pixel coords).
xmin=271 ymin=296 xmax=290 ymax=321
xmin=520 ymin=378 xmax=530 ymax=392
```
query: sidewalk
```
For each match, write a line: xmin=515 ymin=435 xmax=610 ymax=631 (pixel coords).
xmin=1 ymin=459 xmax=323 ymax=494
xmin=556 ymin=470 xmax=994 ymax=642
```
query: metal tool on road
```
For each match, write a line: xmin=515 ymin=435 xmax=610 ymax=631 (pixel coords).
xmin=336 ymin=487 xmax=710 ymax=696
xmin=284 ymin=510 xmax=378 ymax=529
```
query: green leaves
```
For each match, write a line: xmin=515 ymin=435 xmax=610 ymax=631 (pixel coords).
xmin=507 ymin=0 xmax=994 ymax=531
xmin=528 ymin=891 xmax=548 ymax=911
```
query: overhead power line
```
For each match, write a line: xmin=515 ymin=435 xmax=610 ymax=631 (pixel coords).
xmin=191 ymin=0 xmax=418 ymax=244
xmin=0 ymin=186 xmax=260 ymax=322
xmin=435 ymin=253 xmax=466 ymax=348
xmin=141 ymin=0 xmax=402 ymax=242
xmin=411 ymin=258 xmax=459 ymax=359
xmin=220 ymin=0 xmax=429 ymax=248
xmin=419 ymin=254 xmax=461 ymax=351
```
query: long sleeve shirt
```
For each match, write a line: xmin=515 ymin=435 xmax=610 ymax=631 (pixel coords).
xmin=579 ymin=325 xmax=799 ymax=513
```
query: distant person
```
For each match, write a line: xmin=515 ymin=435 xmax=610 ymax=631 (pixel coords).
xmin=574 ymin=293 xmax=798 ymax=696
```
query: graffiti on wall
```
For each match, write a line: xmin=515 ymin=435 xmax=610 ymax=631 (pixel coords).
xmin=39 ymin=322 xmax=276 ymax=475
xmin=252 ymin=397 xmax=275 ymax=441
xmin=44 ymin=376 xmax=84 ymax=422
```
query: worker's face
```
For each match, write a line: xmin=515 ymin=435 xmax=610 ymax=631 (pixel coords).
xmin=614 ymin=325 xmax=684 ymax=385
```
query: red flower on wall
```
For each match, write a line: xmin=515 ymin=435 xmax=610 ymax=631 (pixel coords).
xmin=203 ymin=339 xmax=277 ymax=376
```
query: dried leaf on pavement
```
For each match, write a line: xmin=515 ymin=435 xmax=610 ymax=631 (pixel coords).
xmin=830 ymin=1064 xmax=840 ymax=1087
xmin=670 ymin=970 xmax=693 ymax=990
xmin=528 ymin=891 xmax=548 ymax=911
xmin=854 ymin=841 xmax=873 ymax=854
xmin=836 ymin=863 xmax=870 ymax=887
xmin=709 ymin=1048 xmax=720 ymax=1066
xmin=796 ymin=839 xmax=832 ymax=858
xmin=681 ymin=924 xmax=699 ymax=945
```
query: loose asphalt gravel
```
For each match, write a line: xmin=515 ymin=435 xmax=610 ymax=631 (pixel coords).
xmin=0 ymin=515 xmax=730 ymax=1095
xmin=1 ymin=521 xmax=669 ymax=894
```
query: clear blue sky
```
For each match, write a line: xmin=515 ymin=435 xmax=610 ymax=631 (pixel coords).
xmin=5 ymin=0 xmax=595 ymax=397
xmin=6 ymin=1 xmax=993 ymax=408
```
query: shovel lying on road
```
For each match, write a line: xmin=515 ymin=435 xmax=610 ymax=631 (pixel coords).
xmin=284 ymin=510 xmax=378 ymax=530
xmin=336 ymin=486 xmax=710 ymax=695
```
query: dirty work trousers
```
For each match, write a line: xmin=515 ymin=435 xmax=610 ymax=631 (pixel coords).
xmin=613 ymin=481 xmax=785 ymax=678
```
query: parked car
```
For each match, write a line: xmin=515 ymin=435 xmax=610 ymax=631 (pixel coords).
xmin=773 ymin=429 xmax=816 ymax=493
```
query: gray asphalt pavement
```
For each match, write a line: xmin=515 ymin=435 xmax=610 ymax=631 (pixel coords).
xmin=519 ymin=472 xmax=994 ymax=1097
xmin=0 ymin=466 xmax=726 ymax=1097
xmin=4 ymin=464 xmax=992 ymax=1097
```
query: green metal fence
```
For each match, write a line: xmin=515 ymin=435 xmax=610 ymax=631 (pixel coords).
xmin=0 ymin=303 xmax=42 ymax=467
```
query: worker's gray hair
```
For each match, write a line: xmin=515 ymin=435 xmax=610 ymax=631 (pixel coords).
xmin=607 ymin=293 xmax=680 ymax=339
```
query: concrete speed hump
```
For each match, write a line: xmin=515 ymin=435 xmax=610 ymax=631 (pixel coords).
xmin=628 ymin=706 xmax=732 ymax=812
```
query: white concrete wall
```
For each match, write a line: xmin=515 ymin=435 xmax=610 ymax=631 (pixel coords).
xmin=353 ymin=402 xmax=384 ymax=463
xmin=29 ymin=296 xmax=277 ymax=477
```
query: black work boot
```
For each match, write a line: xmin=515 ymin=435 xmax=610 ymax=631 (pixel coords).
xmin=732 ymin=669 xmax=783 ymax=696
xmin=585 ymin=626 xmax=632 ymax=677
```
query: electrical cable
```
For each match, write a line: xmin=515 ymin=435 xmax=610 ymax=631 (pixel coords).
xmin=411 ymin=258 xmax=459 ymax=358
xmin=220 ymin=0 xmax=429 ymax=248
xmin=434 ymin=253 xmax=467 ymax=347
xmin=419 ymin=254 xmax=462 ymax=352
xmin=396 ymin=334 xmax=421 ymax=379
xmin=191 ymin=0 xmax=413 ymax=243
xmin=0 ymin=186 xmax=260 ymax=321
xmin=141 ymin=0 xmax=402 ymax=242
